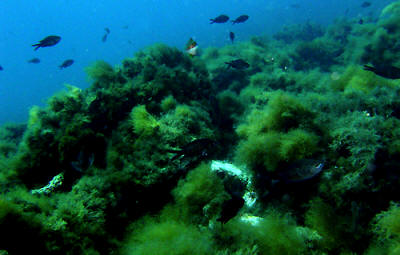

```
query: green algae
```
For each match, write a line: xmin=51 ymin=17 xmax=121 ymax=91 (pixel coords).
xmin=2 ymin=1 xmax=400 ymax=254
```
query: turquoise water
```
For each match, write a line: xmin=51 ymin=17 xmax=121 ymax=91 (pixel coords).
xmin=0 ymin=0 xmax=391 ymax=124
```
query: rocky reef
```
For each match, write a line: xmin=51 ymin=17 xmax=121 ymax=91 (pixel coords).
xmin=2 ymin=1 xmax=400 ymax=254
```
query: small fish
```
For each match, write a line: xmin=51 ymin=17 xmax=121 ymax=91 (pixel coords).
xmin=102 ymin=28 xmax=110 ymax=42
xmin=225 ymin=59 xmax=250 ymax=70
xmin=185 ymin=38 xmax=198 ymax=57
xmin=0 ymin=65 xmax=3 ymax=71
xmin=231 ymin=15 xmax=249 ymax=24
xmin=278 ymin=159 xmax=325 ymax=184
xmin=32 ymin=35 xmax=61 ymax=50
xmin=28 ymin=58 xmax=40 ymax=64
xmin=167 ymin=138 xmax=216 ymax=161
xmin=210 ymin=14 xmax=229 ymax=24
xmin=102 ymin=33 xmax=108 ymax=42
xmin=364 ymin=64 xmax=400 ymax=79
xmin=358 ymin=18 xmax=364 ymax=24
xmin=229 ymin=31 xmax=235 ymax=43
xmin=59 ymin=59 xmax=74 ymax=69
xmin=361 ymin=1 xmax=371 ymax=8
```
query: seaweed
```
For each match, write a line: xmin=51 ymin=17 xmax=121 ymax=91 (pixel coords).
xmin=2 ymin=2 xmax=400 ymax=253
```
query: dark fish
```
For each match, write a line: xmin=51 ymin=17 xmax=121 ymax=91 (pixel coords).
xmin=102 ymin=33 xmax=108 ymax=42
xmin=361 ymin=1 xmax=371 ymax=8
xmin=217 ymin=192 xmax=244 ymax=224
xmin=28 ymin=58 xmax=40 ymax=64
xmin=225 ymin=59 xmax=250 ymax=69
xmin=364 ymin=65 xmax=400 ymax=79
xmin=231 ymin=15 xmax=249 ymax=24
xmin=278 ymin=159 xmax=324 ymax=184
xmin=102 ymin=28 xmax=110 ymax=42
xmin=210 ymin=14 xmax=229 ymax=24
xmin=358 ymin=18 xmax=364 ymax=24
xmin=167 ymin=138 xmax=217 ymax=161
xmin=229 ymin=31 xmax=235 ymax=43
xmin=0 ymin=65 xmax=3 ymax=71
xmin=32 ymin=35 xmax=61 ymax=50
xmin=59 ymin=59 xmax=74 ymax=69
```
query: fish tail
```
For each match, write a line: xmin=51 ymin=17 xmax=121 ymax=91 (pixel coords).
xmin=210 ymin=19 xmax=215 ymax=24
xmin=32 ymin=44 xmax=40 ymax=50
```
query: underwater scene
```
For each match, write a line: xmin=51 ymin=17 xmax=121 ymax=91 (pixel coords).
xmin=2 ymin=0 xmax=400 ymax=254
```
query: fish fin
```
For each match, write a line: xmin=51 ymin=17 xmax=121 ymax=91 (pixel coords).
xmin=363 ymin=65 xmax=375 ymax=72
xmin=32 ymin=44 xmax=40 ymax=51
xmin=209 ymin=19 xmax=215 ymax=24
xmin=165 ymin=149 xmax=182 ymax=154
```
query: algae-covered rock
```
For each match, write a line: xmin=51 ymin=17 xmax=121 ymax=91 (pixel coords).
xmin=4 ymin=2 xmax=400 ymax=253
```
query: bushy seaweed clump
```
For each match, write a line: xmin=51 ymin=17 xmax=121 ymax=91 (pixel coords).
xmin=216 ymin=209 xmax=313 ymax=255
xmin=361 ymin=2 xmax=400 ymax=66
xmin=235 ymin=91 xmax=320 ymax=173
xmin=367 ymin=203 xmax=400 ymax=254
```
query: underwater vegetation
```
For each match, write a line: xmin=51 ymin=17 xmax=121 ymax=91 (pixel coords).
xmin=3 ymin=1 xmax=400 ymax=254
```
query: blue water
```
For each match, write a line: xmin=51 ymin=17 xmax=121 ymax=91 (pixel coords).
xmin=0 ymin=0 xmax=392 ymax=124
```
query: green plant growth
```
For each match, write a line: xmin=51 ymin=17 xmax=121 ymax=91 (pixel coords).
xmin=121 ymin=219 xmax=215 ymax=255
xmin=237 ymin=91 xmax=315 ymax=137
xmin=130 ymin=105 xmax=160 ymax=137
xmin=305 ymin=198 xmax=352 ymax=252
xmin=219 ymin=210 xmax=309 ymax=255
xmin=235 ymin=91 xmax=319 ymax=172
xmin=171 ymin=163 xmax=227 ymax=224
xmin=330 ymin=65 xmax=396 ymax=94
xmin=369 ymin=203 xmax=400 ymax=255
